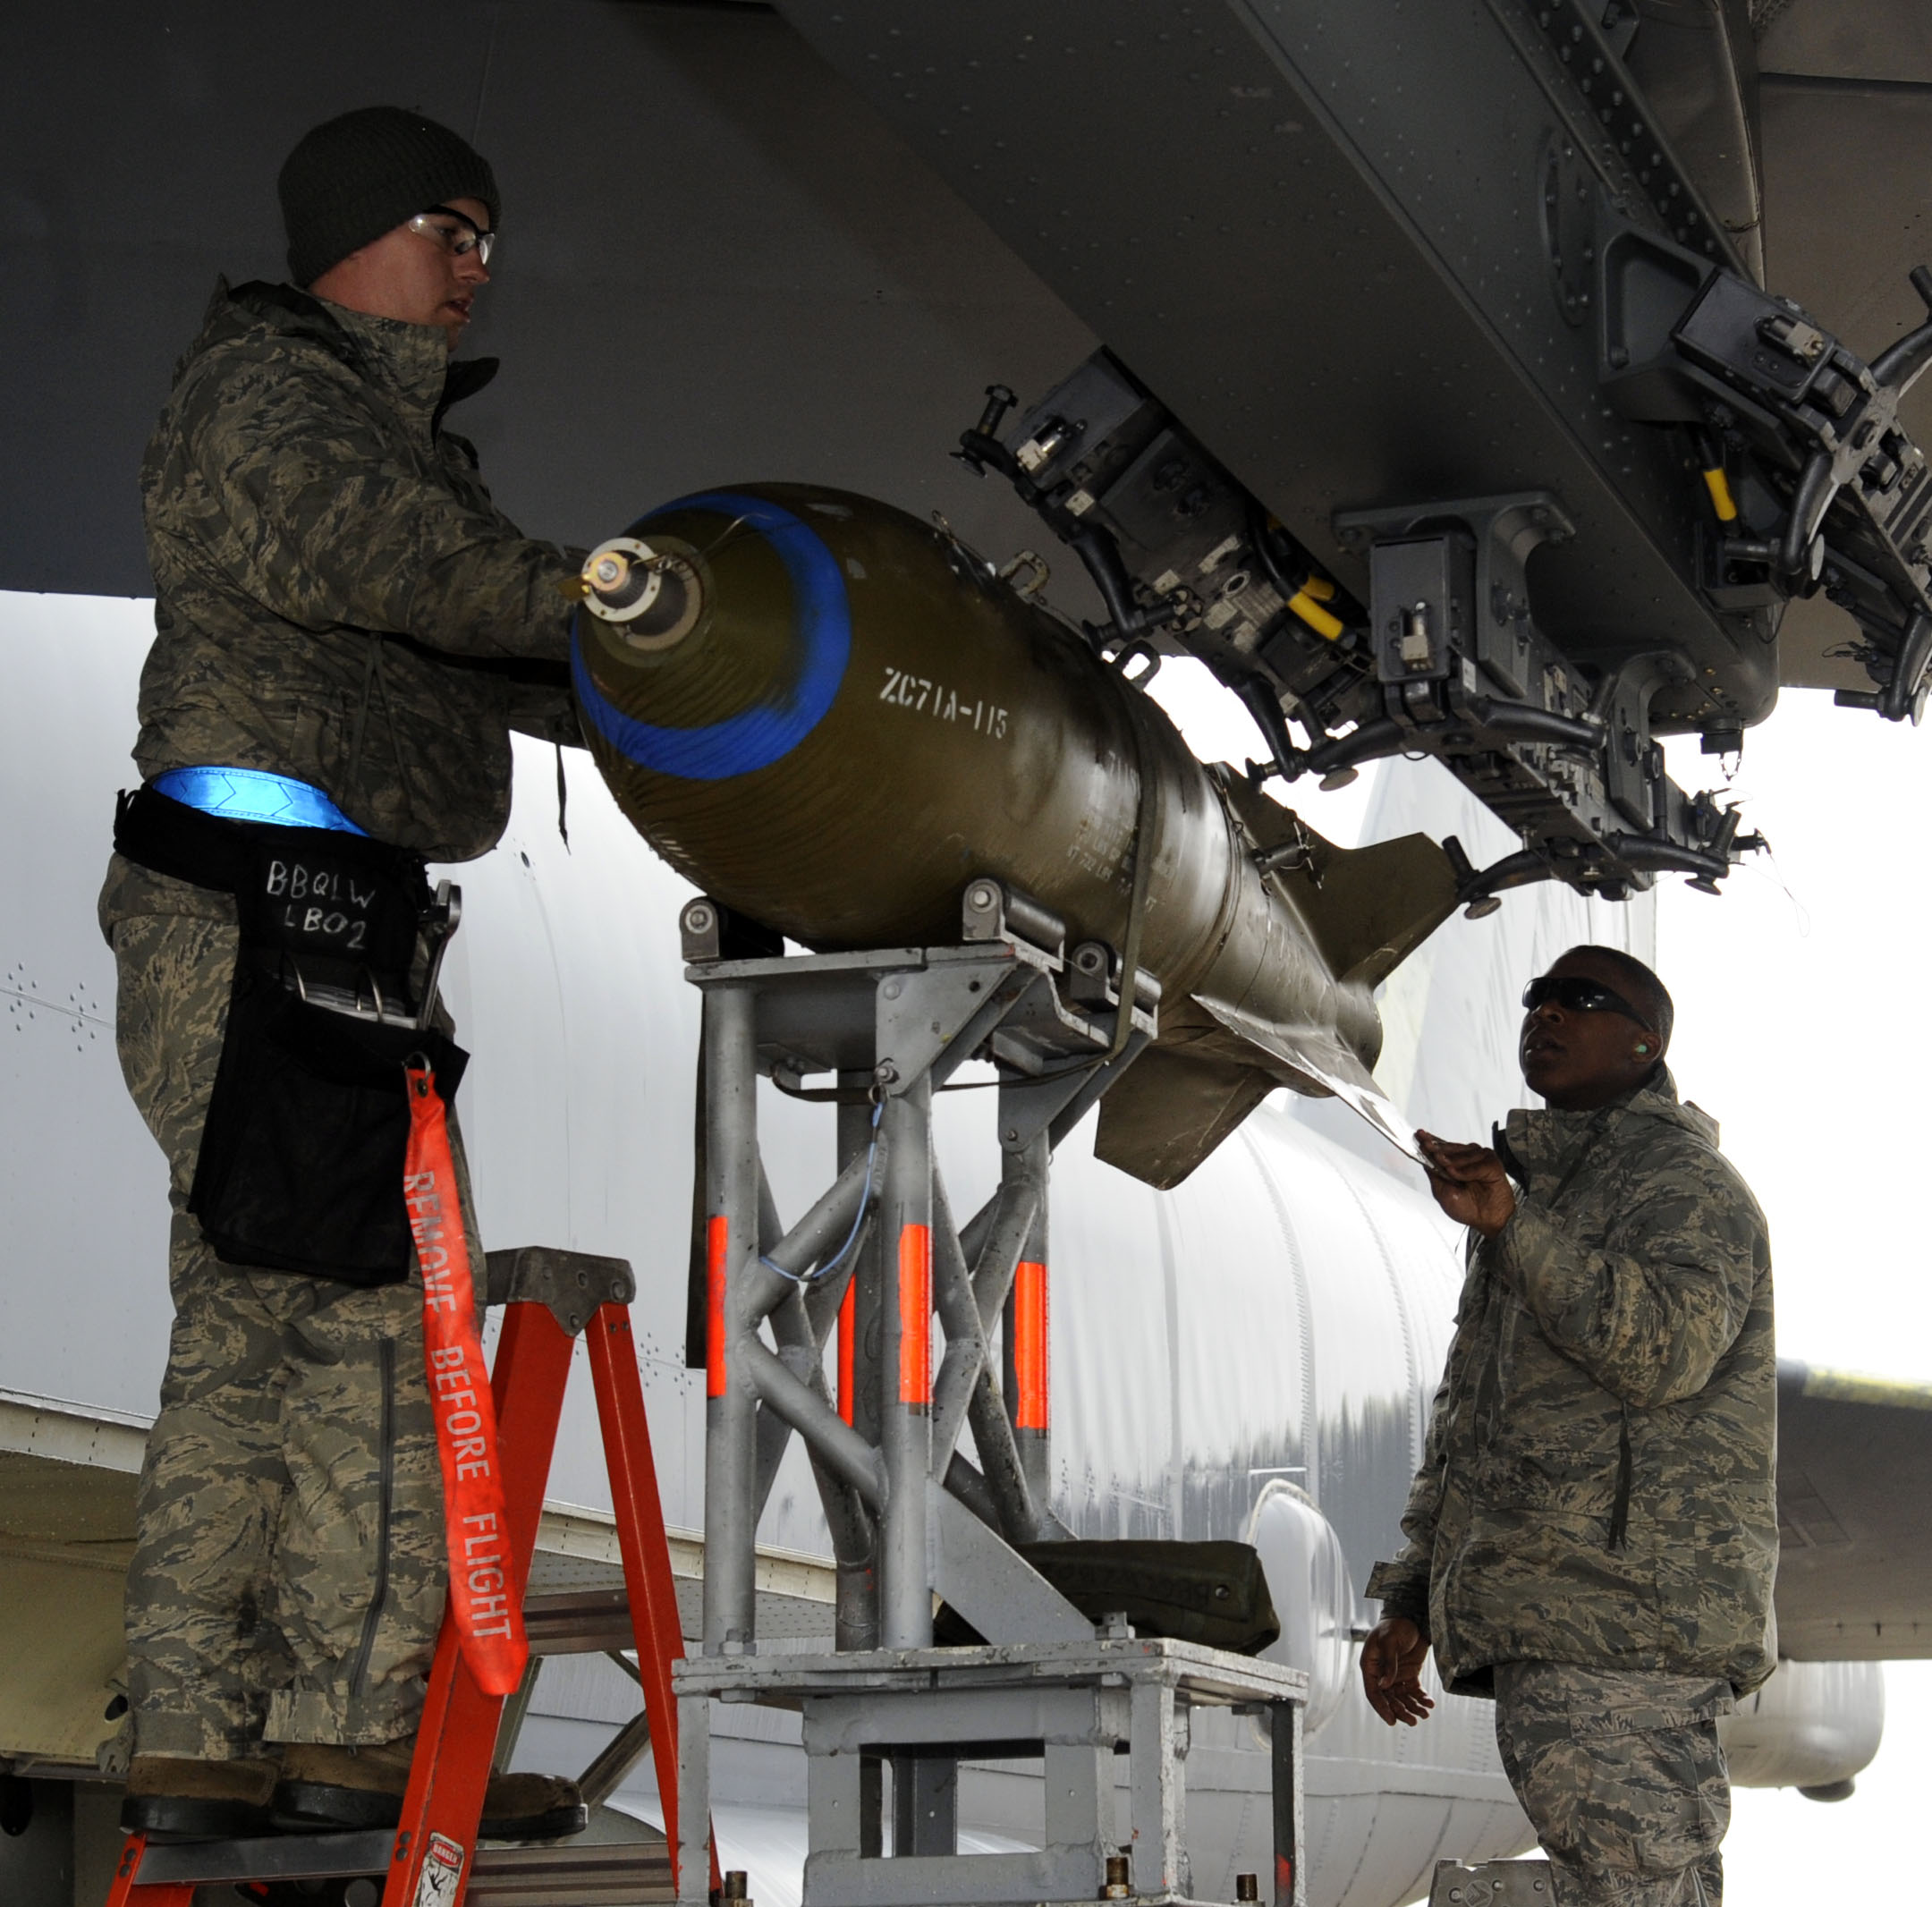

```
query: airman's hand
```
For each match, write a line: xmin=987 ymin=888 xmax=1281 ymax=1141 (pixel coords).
xmin=1359 ymin=1616 xmax=1436 ymax=1727
xmin=1416 ymin=1132 xmax=1517 ymax=1239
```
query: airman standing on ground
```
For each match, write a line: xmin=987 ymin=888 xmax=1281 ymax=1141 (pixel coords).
xmin=1362 ymin=945 xmax=1776 ymax=1906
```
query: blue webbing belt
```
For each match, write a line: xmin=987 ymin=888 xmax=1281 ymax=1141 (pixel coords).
xmin=150 ymin=766 xmax=369 ymax=835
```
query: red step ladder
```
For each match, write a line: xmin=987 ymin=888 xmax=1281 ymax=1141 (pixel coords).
xmin=105 ymin=1248 xmax=718 ymax=1907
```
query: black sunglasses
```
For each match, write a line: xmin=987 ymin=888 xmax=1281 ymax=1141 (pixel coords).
xmin=1521 ymin=974 xmax=1653 ymax=1030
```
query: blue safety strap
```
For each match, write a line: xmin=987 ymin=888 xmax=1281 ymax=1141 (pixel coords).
xmin=571 ymin=489 xmax=851 ymax=781
xmin=150 ymin=766 xmax=369 ymax=835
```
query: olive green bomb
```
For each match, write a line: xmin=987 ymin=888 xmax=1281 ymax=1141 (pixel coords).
xmin=573 ymin=484 xmax=1455 ymax=1185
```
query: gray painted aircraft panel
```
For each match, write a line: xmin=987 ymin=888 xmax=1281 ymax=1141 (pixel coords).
xmin=12 ymin=0 xmax=1932 ymax=708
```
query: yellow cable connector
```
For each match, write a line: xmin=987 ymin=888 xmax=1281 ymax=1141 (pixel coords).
xmin=1701 ymin=466 xmax=1739 ymax=523
xmin=1287 ymin=589 xmax=1345 ymax=640
xmin=1299 ymin=572 xmax=1337 ymax=602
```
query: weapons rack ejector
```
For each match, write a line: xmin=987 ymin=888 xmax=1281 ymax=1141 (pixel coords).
xmin=676 ymin=880 xmax=1310 ymax=1907
xmin=957 ymin=251 xmax=1932 ymax=917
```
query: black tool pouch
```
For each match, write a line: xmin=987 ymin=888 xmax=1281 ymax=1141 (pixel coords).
xmin=187 ymin=962 xmax=470 ymax=1285
xmin=114 ymin=784 xmax=463 ymax=1285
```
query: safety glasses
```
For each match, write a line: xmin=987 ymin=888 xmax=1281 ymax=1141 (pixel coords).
xmin=1521 ymin=974 xmax=1651 ymax=1029
xmin=407 ymin=205 xmax=495 ymax=264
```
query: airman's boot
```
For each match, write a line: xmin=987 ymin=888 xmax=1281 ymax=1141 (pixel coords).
xmin=122 ymin=1753 xmax=279 ymax=1839
xmin=275 ymin=1739 xmax=587 ymax=1841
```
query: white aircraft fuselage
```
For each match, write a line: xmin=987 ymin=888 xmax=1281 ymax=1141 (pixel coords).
xmin=0 ymin=597 xmax=1883 ymax=1907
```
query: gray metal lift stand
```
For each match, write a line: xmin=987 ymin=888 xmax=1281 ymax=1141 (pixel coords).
xmin=675 ymin=885 xmax=1309 ymax=1907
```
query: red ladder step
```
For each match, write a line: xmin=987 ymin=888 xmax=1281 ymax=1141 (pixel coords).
xmin=106 ymin=1252 xmax=713 ymax=1907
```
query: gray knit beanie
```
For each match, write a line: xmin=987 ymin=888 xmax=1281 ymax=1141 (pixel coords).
xmin=279 ymin=106 xmax=500 ymax=288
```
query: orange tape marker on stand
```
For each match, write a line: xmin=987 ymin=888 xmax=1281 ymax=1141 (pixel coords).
xmin=897 ymin=1223 xmax=932 ymax=1405
xmin=706 ymin=1215 xmax=729 ymax=1400
xmin=404 ymin=1064 xmax=530 ymax=1698
xmin=1013 ymin=1259 xmax=1049 ymax=1431
xmin=837 ymin=1278 xmax=857 ymax=1426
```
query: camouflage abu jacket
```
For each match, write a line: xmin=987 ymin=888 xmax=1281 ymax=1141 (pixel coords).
xmin=1366 ymin=1072 xmax=1777 ymax=1697
xmin=133 ymin=278 xmax=580 ymax=864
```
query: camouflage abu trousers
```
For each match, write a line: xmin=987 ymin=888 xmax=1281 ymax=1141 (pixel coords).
xmin=105 ymin=859 xmax=472 ymax=1759
xmin=1493 ymin=1660 xmax=1733 ymax=1907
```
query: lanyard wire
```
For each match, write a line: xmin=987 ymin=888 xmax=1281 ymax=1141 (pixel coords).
xmin=760 ymin=1098 xmax=883 ymax=1288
